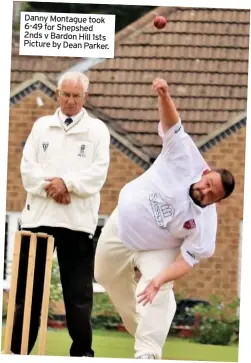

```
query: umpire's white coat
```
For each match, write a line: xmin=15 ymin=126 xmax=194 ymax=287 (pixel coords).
xmin=20 ymin=108 xmax=110 ymax=234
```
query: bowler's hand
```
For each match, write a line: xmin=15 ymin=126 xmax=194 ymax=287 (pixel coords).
xmin=152 ymin=78 xmax=169 ymax=98
xmin=44 ymin=177 xmax=67 ymax=198
xmin=137 ymin=279 xmax=160 ymax=306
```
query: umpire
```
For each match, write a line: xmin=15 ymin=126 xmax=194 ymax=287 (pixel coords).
xmin=10 ymin=71 xmax=110 ymax=356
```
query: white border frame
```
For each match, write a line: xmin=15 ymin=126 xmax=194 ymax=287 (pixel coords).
xmin=1 ymin=2 xmax=250 ymax=363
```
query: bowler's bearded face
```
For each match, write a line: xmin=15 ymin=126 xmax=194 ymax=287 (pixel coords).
xmin=189 ymin=171 xmax=225 ymax=207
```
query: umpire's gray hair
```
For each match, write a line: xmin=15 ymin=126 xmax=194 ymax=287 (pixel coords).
xmin=58 ymin=72 xmax=89 ymax=92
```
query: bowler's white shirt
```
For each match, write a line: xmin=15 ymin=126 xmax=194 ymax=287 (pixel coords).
xmin=117 ymin=119 xmax=217 ymax=266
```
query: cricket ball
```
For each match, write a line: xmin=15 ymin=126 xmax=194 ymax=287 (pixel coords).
xmin=154 ymin=16 xmax=167 ymax=30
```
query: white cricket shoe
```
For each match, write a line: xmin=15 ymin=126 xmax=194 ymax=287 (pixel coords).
xmin=136 ymin=354 xmax=156 ymax=359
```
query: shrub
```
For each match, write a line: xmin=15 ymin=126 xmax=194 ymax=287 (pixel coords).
xmin=92 ymin=293 xmax=122 ymax=329
xmin=191 ymin=295 xmax=240 ymax=346
xmin=47 ymin=258 xmax=122 ymax=330
xmin=2 ymin=293 xmax=8 ymax=320
xmin=1 ymin=258 xmax=63 ymax=322
xmin=49 ymin=258 xmax=63 ymax=318
xmin=49 ymin=258 xmax=63 ymax=302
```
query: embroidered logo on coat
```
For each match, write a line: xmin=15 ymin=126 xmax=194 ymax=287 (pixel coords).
xmin=149 ymin=193 xmax=175 ymax=229
xmin=78 ymin=144 xmax=86 ymax=157
xmin=42 ymin=142 xmax=49 ymax=151
xmin=183 ymin=219 xmax=196 ymax=230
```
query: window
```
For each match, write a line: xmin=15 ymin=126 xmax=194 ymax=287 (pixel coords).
xmin=3 ymin=216 xmax=8 ymax=280
xmin=92 ymin=216 xmax=107 ymax=292
xmin=93 ymin=216 xmax=107 ymax=250
xmin=3 ymin=212 xmax=107 ymax=293
xmin=238 ymin=220 xmax=243 ymax=298
xmin=3 ymin=212 xmax=21 ymax=289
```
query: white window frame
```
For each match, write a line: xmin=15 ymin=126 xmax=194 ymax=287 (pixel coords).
xmin=3 ymin=212 xmax=108 ymax=294
xmin=93 ymin=215 xmax=108 ymax=293
xmin=238 ymin=220 xmax=243 ymax=298
xmin=3 ymin=211 xmax=21 ymax=289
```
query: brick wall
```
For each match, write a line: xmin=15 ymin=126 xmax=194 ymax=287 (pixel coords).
xmin=7 ymin=91 xmax=58 ymax=212
xmin=100 ymin=148 xmax=143 ymax=215
xmin=7 ymin=91 xmax=143 ymax=214
xmin=7 ymin=90 xmax=245 ymax=305
xmin=175 ymin=126 xmax=245 ymax=303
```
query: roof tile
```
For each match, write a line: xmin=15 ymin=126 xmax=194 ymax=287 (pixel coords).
xmin=11 ymin=34 xmax=81 ymax=89
xmin=87 ymin=7 xmax=249 ymax=157
xmin=11 ymin=8 xmax=249 ymax=158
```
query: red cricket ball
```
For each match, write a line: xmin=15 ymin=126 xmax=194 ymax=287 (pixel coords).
xmin=154 ymin=16 xmax=167 ymax=30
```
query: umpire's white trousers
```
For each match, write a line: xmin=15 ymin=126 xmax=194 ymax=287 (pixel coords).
xmin=94 ymin=208 xmax=179 ymax=359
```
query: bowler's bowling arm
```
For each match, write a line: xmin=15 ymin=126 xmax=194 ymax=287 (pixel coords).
xmin=153 ymin=253 xmax=193 ymax=287
xmin=158 ymin=90 xmax=180 ymax=134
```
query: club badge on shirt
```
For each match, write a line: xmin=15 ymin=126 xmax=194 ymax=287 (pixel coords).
xmin=42 ymin=142 xmax=49 ymax=152
xmin=183 ymin=219 xmax=196 ymax=230
xmin=149 ymin=193 xmax=175 ymax=229
xmin=78 ymin=144 xmax=86 ymax=157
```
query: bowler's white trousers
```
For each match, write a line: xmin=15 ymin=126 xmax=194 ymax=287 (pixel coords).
xmin=94 ymin=208 xmax=179 ymax=359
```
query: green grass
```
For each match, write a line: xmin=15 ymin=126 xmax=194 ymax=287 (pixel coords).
xmin=1 ymin=327 xmax=238 ymax=361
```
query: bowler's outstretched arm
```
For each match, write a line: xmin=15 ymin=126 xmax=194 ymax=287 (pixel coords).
xmin=153 ymin=78 xmax=180 ymax=134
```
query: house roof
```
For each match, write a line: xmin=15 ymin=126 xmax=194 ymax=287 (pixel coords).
xmin=11 ymin=32 xmax=82 ymax=90
xmin=10 ymin=73 xmax=151 ymax=169
xmin=86 ymin=6 xmax=250 ymax=158
xmin=10 ymin=73 xmax=246 ymax=170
